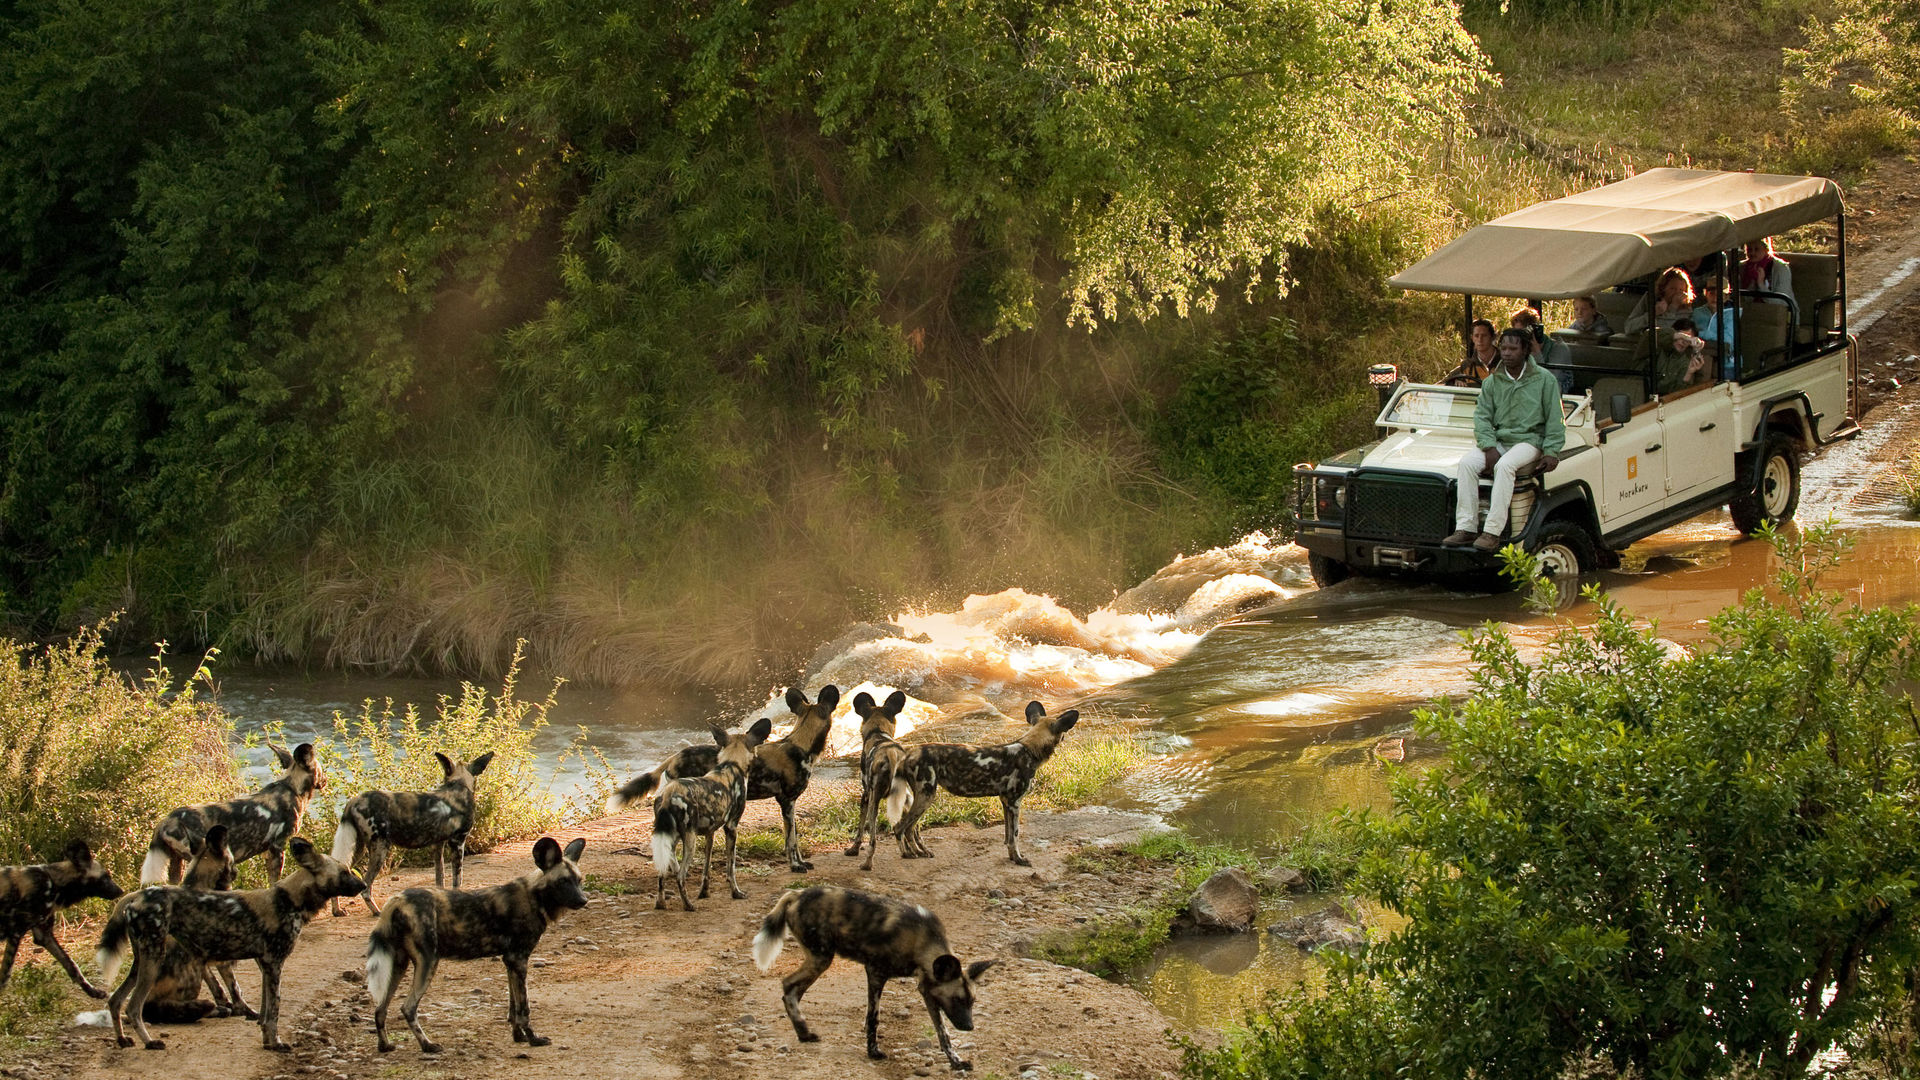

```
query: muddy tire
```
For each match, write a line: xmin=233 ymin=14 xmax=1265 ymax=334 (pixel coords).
xmin=1529 ymin=520 xmax=1595 ymax=575
xmin=1729 ymin=434 xmax=1801 ymax=535
xmin=1308 ymin=554 xmax=1351 ymax=588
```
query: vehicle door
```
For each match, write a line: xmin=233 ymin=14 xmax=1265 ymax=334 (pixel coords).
xmin=1595 ymin=406 xmax=1667 ymax=531
xmin=1657 ymin=383 xmax=1735 ymax=505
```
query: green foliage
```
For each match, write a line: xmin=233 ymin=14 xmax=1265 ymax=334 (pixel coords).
xmin=0 ymin=962 xmax=76 ymax=1053
xmin=0 ymin=625 xmax=241 ymax=887
xmin=1186 ymin=524 xmax=1920 ymax=1080
xmin=309 ymin=645 xmax=616 ymax=860
xmin=1786 ymin=0 xmax=1920 ymax=133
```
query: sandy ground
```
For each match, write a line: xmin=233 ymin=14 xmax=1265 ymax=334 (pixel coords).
xmin=12 ymin=803 xmax=1188 ymax=1080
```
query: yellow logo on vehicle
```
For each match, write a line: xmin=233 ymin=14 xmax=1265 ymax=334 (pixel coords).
xmin=1628 ymin=456 xmax=1638 ymax=480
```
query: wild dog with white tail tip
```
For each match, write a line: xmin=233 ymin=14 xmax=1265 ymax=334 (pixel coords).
xmin=841 ymin=690 xmax=912 ymax=870
xmin=607 ymin=685 xmax=839 ymax=871
xmin=141 ymin=741 xmax=324 ymax=885
xmin=651 ymin=719 xmax=772 ymax=910
xmin=894 ymin=701 xmax=1080 ymax=865
xmin=330 ymin=750 xmax=494 ymax=916
xmin=105 ymin=824 xmax=253 ymax=1022
xmin=0 ymin=839 xmax=123 ymax=998
xmin=752 ymin=885 xmax=995 ymax=1070
xmin=365 ymin=836 xmax=587 ymax=1053
xmin=98 ymin=836 xmax=365 ymax=1051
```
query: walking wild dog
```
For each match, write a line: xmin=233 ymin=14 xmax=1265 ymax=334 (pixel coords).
xmin=141 ymin=741 xmax=325 ymax=885
xmin=841 ymin=690 xmax=912 ymax=870
xmin=752 ymin=885 xmax=995 ymax=1071
xmin=99 ymin=837 xmax=366 ymax=1051
xmin=0 ymin=839 xmax=123 ymax=998
xmin=607 ymin=685 xmax=840 ymax=871
xmin=650 ymin=719 xmax=773 ymax=910
xmin=894 ymin=701 xmax=1080 ymax=866
xmin=108 ymin=825 xmax=252 ymax=1022
xmin=366 ymin=836 xmax=588 ymax=1053
xmin=330 ymin=750 xmax=496 ymax=916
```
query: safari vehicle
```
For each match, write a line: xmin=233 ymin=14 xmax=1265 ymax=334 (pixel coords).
xmin=1294 ymin=168 xmax=1858 ymax=586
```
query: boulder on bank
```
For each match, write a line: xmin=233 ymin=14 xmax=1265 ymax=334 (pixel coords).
xmin=1266 ymin=905 xmax=1365 ymax=952
xmin=1260 ymin=866 xmax=1310 ymax=893
xmin=1176 ymin=867 xmax=1259 ymax=933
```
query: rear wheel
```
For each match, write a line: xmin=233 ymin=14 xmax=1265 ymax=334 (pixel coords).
xmin=1729 ymin=434 xmax=1801 ymax=535
xmin=1308 ymin=553 xmax=1351 ymax=588
xmin=1530 ymin=520 xmax=1595 ymax=575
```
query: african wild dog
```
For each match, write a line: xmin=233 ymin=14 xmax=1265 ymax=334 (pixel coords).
xmin=894 ymin=701 xmax=1080 ymax=866
xmin=841 ymin=690 xmax=913 ymax=870
xmin=330 ymin=750 xmax=495 ymax=916
xmin=0 ymin=839 xmax=123 ymax=998
xmin=98 ymin=836 xmax=366 ymax=1051
xmin=141 ymin=741 xmax=325 ymax=885
xmin=752 ymin=885 xmax=995 ymax=1071
xmin=607 ymin=685 xmax=840 ymax=871
xmin=650 ymin=719 xmax=772 ymax=910
xmin=108 ymin=825 xmax=253 ymax=1023
xmin=365 ymin=836 xmax=588 ymax=1053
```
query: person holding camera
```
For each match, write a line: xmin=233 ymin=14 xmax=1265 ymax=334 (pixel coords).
xmin=1659 ymin=318 xmax=1712 ymax=394
xmin=1510 ymin=306 xmax=1573 ymax=393
xmin=1444 ymin=329 xmax=1566 ymax=553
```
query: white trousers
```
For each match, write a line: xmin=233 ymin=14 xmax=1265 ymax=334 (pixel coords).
xmin=1455 ymin=442 xmax=1541 ymax=534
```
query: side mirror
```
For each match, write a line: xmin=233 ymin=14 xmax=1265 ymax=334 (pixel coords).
xmin=1609 ymin=394 xmax=1633 ymax=426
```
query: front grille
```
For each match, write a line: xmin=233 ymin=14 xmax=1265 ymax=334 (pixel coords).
xmin=1347 ymin=472 xmax=1452 ymax=542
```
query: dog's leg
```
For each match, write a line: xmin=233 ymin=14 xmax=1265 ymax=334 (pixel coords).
xmin=107 ymin=948 xmax=138 ymax=1048
xmin=0 ymin=933 xmax=19 ymax=992
xmin=263 ymin=845 xmax=285 ymax=884
xmin=433 ymin=841 xmax=446 ymax=888
xmin=696 ymin=830 xmax=715 ymax=900
xmin=864 ymin=967 xmax=890 ymax=1059
xmin=780 ymin=950 xmax=833 ymax=1043
xmin=218 ymin=962 xmax=255 ymax=1018
xmin=922 ymin=989 xmax=971 ymax=1071
xmin=780 ymin=796 xmax=811 ymax=871
xmin=910 ymin=782 xmax=938 ymax=857
xmin=124 ymin=947 xmax=166 ymax=1050
xmin=400 ymin=953 xmax=441 ymax=1053
xmin=860 ymin=783 xmax=887 ymax=870
xmin=31 ymin=923 xmax=106 ymax=998
xmin=893 ymin=783 xmax=930 ymax=860
xmin=674 ymin=833 xmax=696 ymax=911
xmin=373 ymin=953 xmax=408 ymax=1053
xmin=167 ymin=853 xmax=183 ymax=885
xmin=258 ymin=956 xmax=291 ymax=1051
xmin=844 ymin=773 xmax=872 ymax=856
xmin=449 ymin=832 xmax=466 ymax=889
xmin=723 ymin=821 xmax=746 ymax=900
xmin=504 ymin=953 xmax=550 ymax=1046
xmin=1003 ymin=794 xmax=1029 ymax=867
xmin=363 ymin=838 xmax=392 ymax=916
xmin=202 ymin=961 xmax=231 ymax=1016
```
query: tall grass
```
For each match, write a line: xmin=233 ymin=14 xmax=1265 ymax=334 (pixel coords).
xmin=0 ymin=625 xmax=241 ymax=886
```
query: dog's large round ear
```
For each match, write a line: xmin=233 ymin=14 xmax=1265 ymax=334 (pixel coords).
xmin=469 ymin=751 xmax=495 ymax=777
xmin=562 ymin=837 xmax=587 ymax=865
xmin=268 ymin=742 xmax=295 ymax=769
xmin=785 ymin=687 xmax=809 ymax=714
xmin=293 ymin=743 xmax=317 ymax=768
xmin=747 ymin=717 xmax=774 ymax=745
xmin=852 ymin=691 xmax=877 ymax=719
xmin=63 ymin=838 xmax=94 ymax=866
xmin=710 ymin=725 xmax=731 ymax=746
xmin=965 ymin=959 xmax=997 ymax=984
xmin=1025 ymin=700 xmax=1047 ymax=724
xmin=533 ymin=837 xmax=563 ymax=871
xmin=1052 ymin=710 xmax=1080 ymax=735
xmin=289 ymin=837 xmax=323 ymax=871
xmin=931 ymin=954 xmax=963 ymax=984
xmin=882 ymin=690 xmax=907 ymax=717
xmin=434 ymin=751 xmax=456 ymax=777
xmin=817 ymin=684 xmax=840 ymax=712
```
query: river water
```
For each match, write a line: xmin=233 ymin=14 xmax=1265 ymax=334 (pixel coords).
xmin=209 ymin=397 xmax=1920 ymax=1029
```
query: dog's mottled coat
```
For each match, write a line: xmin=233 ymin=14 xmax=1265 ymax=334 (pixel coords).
xmin=650 ymin=719 xmax=772 ymax=910
xmin=894 ymin=701 xmax=1080 ymax=865
xmin=330 ymin=750 xmax=495 ymax=916
xmin=840 ymin=690 xmax=913 ymax=870
xmin=0 ymin=839 xmax=123 ymax=998
xmin=141 ymin=741 xmax=325 ymax=885
xmin=607 ymin=685 xmax=839 ymax=871
xmin=112 ymin=824 xmax=252 ymax=1022
xmin=752 ymin=885 xmax=995 ymax=1071
xmin=365 ymin=836 xmax=588 ymax=1053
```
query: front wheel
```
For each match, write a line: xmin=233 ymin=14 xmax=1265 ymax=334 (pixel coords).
xmin=1530 ymin=520 xmax=1595 ymax=575
xmin=1729 ymin=434 xmax=1801 ymax=535
xmin=1308 ymin=553 xmax=1351 ymax=588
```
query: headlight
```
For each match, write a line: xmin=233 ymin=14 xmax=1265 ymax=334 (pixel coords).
xmin=1314 ymin=477 xmax=1346 ymax=520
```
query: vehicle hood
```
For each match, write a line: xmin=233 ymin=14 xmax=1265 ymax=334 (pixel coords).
xmin=1357 ymin=429 xmax=1478 ymax=473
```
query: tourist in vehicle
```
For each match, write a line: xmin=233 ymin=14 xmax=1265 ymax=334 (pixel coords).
xmin=1444 ymin=329 xmax=1566 ymax=553
xmin=1567 ymin=295 xmax=1612 ymax=340
xmin=1623 ymin=268 xmax=1694 ymax=335
xmin=1510 ymin=306 xmax=1573 ymax=393
xmin=1660 ymin=317 xmax=1712 ymax=393
xmin=1443 ymin=318 xmax=1498 ymax=386
xmin=1696 ymin=281 xmax=1742 ymax=377
xmin=1741 ymin=237 xmax=1795 ymax=306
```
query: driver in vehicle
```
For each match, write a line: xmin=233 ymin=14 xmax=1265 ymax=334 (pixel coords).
xmin=1444 ymin=328 xmax=1567 ymax=552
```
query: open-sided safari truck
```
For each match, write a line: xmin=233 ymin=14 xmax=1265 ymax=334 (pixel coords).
xmin=1294 ymin=168 xmax=1858 ymax=586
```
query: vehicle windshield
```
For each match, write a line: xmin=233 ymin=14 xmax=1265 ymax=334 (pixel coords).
xmin=1383 ymin=386 xmax=1581 ymax=429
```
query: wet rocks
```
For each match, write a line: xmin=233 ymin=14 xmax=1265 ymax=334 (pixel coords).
xmin=1176 ymin=867 xmax=1259 ymax=933
xmin=1260 ymin=866 xmax=1310 ymax=893
xmin=1266 ymin=906 xmax=1365 ymax=952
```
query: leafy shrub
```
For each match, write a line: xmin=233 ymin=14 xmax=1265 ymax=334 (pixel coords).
xmin=0 ymin=625 xmax=240 ymax=887
xmin=309 ymin=645 xmax=615 ymax=861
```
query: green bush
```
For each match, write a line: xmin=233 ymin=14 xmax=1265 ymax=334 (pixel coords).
xmin=309 ymin=645 xmax=615 ymax=861
xmin=1186 ymin=524 xmax=1920 ymax=1080
xmin=0 ymin=625 xmax=241 ymax=887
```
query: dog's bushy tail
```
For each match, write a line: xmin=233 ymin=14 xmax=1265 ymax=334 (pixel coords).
xmin=330 ymin=808 xmax=362 ymax=867
xmin=366 ymin=910 xmax=402 ymax=1004
xmin=884 ymin=763 xmax=912 ymax=826
xmin=606 ymin=767 xmax=664 ymax=813
xmin=650 ymin=798 xmax=682 ymax=876
xmin=752 ymin=891 xmax=802 ymax=972
xmin=96 ymin=896 xmax=137 ymax=987
xmin=139 ymin=844 xmax=172 ymax=887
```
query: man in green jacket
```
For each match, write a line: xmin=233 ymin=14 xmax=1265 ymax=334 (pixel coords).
xmin=1444 ymin=329 xmax=1567 ymax=552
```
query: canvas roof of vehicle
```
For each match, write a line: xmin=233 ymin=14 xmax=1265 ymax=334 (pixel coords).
xmin=1388 ymin=169 xmax=1844 ymax=300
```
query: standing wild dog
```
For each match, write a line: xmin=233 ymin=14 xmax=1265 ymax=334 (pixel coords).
xmin=109 ymin=825 xmax=253 ymax=1022
xmin=0 ymin=839 xmax=123 ymax=998
xmin=893 ymin=701 xmax=1080 ymax=866
xmin=330 ymin=750 xmax=496 ymax=916
xmin=650 ymin=719 xmax=773 ymax=910
xmin=141 ymin=741 xmax=325 ymax=885
xmin=607 ymin=685 xmax=840 ymax=871
xmin=841 ymin=690 xmax=912 ymax=870
xmin=365 ymin=836 xmax=588 ymax=1053
xmin=752 ymin=885 xmax=995 ymax=1071
xmin=98 ymin=836 xmax=366 ymax=1051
